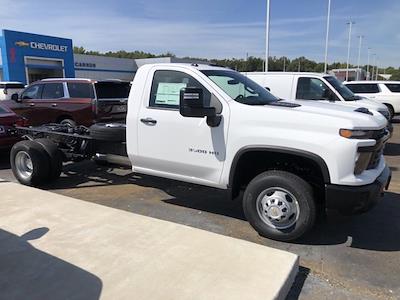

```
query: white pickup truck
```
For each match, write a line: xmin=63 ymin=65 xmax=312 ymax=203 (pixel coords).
xmin=245 ymin=72 xmax=391 ymax=121
xmin=10 ymin=63 xmax=391 ymax=241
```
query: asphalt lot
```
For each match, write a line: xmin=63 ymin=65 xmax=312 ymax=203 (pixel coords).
xmin=0 ymin=118 xmax=399 ymax=299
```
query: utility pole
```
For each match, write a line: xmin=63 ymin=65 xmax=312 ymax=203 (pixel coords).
xmin=298 ymin=59 xmax=301 ymax=72
xmin=265 ymin=0 xmax=271 ymax=72
xmin=356 ymin=35 xmax=364 ymax=80
xmin=346 ymin=20 xmax=355 ymax=81
xmin=324 ymin=0 xmax=332 ymax=73
xmin=366 ymin=47 xmax=371 ymax=80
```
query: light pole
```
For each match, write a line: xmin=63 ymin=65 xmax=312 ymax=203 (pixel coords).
xmin=283 ymin=57 xmax=286 ymax=72
xmin=366 ymin=47 xmax=371 ymax=80
xmin=265 ymin=0 xmax=271 ymax=72
xmin=375 ymin=57 xmax=379 ymax=80
xmin=371 ymin=54 xmax=376 ymax=80
xmin=324 ymin=0 xmax=332 ymax=73
xmin=356 ymin=35 xmax=364 ymax=80
xmin=346 ymin=20 xmax=355 ymax=81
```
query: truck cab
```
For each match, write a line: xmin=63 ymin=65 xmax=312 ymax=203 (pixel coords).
xmin=245 ymin=72 xmax=391 ymax=121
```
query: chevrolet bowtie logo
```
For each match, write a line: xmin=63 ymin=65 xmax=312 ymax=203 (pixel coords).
xmin=15 ymin=41 xmax=30 ymax=47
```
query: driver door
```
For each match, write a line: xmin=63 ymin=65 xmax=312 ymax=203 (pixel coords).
xmin=135 ymin=69 xmax=229 ymax=186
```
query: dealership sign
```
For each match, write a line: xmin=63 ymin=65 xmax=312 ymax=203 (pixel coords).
xmin=15 ymin=40 xmax=68 ymax=52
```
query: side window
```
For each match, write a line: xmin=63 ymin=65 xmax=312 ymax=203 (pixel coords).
xmin=207 ymin=74 xmax=260 ymax=101
xmin=346 ymin=84 xmax=380 ymax=94
xmin=42 ymin=83 xmax=64 ymax=99
xmin=21 ymin=85 xmax=43 ymax=100
xmin=150 ymin=70 xmax=210 ymax=109
xmin=385 ymin=84 xmax=400 ymax=93
xmin=67 ymin=83 xmax=95 ymax=98
xmin=296 ymin=77 xmax=332 ymax=100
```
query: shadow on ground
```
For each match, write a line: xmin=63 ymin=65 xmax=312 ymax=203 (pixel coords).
xmin=40 ymin=160 xmax=400 ymax=253
xmin=0 ymin=227 xmax=102 ymax=300
xmin=384 ymin=143 xmax=400 ymax=156
xmin=0 ymin=150 xmax=10 ymax=171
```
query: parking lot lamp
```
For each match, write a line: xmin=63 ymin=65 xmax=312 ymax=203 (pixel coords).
xmin=356 ymin=35 xmax=364 ymax=80
xmin=265 ymin=0 xmax=271 ymax=72
xmin=346 ymin=20 xmax=355 ymax=81
xmin=367 ymin=47 xmax=371 ymax=80
xmin=324 ymin=0 xmax=332 ymax=74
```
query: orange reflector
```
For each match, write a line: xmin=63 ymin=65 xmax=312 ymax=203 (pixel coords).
xmin=339 ymin=129 xmax=353 ymax=138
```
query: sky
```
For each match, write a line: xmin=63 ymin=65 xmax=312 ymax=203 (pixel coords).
xmin=0 ymin=0 xmax=399 ymax=67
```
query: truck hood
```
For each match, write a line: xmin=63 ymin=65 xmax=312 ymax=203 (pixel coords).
xmin=270 ymin=99 xmax=388 ymax=129
xmin=332 ymin=98 xmax=387 ymax=112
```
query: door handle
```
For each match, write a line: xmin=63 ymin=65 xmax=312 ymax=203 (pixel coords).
xmin=29 ymin=103 xmax=35 ymax=107
xmin=140 ymin=118 xmax=157 ymax=125
xmin=52 ymin=103 xmax=58 ymax=107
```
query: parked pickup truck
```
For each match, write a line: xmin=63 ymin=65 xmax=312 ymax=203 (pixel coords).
xmin=10 ymin=64 xmax=391 ymax=241
xmin=3 ymin=78 xmax=130 ymax=127
xmin=245 ymin=72 xmax=391 ymax=121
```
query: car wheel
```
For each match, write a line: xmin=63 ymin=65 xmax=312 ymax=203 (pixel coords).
xmin=10 ymin=140 xmax=50 ymax=186
xmin=34 ymin=138 xmax=63 ymax=181
xmin=89 ymin=123 xmax=126 ymax=142
xmin=385 ymin=104 xmax=395 ymax=121
xmin=243 ymin=170 xmax=316 ymax=241
xmin=60 ymin=119 xmax=76 ymax=127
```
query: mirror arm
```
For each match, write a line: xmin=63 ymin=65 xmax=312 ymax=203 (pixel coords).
xmin=207 ymin=115 xmax=222 ymax=127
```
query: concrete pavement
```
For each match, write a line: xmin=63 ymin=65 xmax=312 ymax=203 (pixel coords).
xmin=0 ymin=181 xmax=298 ymax=300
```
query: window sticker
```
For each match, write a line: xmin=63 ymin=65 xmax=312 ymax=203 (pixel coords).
xmin=155 ymin=83 xmax=187 ymax=105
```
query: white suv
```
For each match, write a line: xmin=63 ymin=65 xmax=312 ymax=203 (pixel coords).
xmin=345 ymin=81 xmax=400 ymax=119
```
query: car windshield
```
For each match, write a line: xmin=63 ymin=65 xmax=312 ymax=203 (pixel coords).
xmin=0 ymin=105 xmax=7 ymax=114
xmin=324 ymin=76 xmax=359 ymax=101
xmin=201 ymin=70 xmax=278 ymax=105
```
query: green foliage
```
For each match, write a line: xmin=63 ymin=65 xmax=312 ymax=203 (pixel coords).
xmin=73 ymin=46 xmax=397 ymax=77
xmin=73 ymin=46 xmax=174 ymax=59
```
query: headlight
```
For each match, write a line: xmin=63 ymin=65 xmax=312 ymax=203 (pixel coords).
xmin=378 ymin=109 xmax=390 ymax=120
xmin=339 ymin=129 xmax=377 ymax=139
xmin=0 ymin=126 xmax=5 ymax=134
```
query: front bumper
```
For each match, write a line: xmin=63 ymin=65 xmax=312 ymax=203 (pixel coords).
xmin=325 ymin=166 xmax=391 ymax=214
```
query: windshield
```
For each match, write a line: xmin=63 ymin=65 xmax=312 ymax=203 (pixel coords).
xmin=324 ymin=76 xmax=359 ymax=101
xmin=202 ymin=70 xmax=278 ymax=105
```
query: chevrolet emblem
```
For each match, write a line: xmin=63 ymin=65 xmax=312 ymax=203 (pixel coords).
xmin=15 ymin=41 xmax=30 ymax=47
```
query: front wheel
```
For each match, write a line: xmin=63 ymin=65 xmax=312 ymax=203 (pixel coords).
xmin=243 ymin=170 xmax=316 ymax=241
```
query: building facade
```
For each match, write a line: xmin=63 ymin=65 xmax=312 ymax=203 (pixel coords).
xmin=1 ymin=30 xmax=204 ymax=84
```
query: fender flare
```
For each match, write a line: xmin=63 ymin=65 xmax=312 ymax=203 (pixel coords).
xmin=228 ymin=146 xmax=331 ymax=190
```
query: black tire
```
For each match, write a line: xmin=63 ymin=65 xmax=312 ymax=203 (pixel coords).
xmin=10 ymin=140 xmax=50 ymax=186
xmin=89 ymin=123 xmax=126 ymax=142
xmin=243 ymin=170 xmax=316 ymax=241
xmin=384 ymin=104 xmax=395 ymax=121
xmin=34 ymin=138 xmax=63 ymax=181
xmin=60 ymin=119 xmax=76 ymax=127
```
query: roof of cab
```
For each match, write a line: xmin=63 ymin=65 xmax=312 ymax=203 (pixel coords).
xmin=344 ymin=80 xmax=400 ymax=84
xmin=140 ymin=63 xmax=231 ymax=72
xmin=245 ymin=72 xmax=328 ymax=77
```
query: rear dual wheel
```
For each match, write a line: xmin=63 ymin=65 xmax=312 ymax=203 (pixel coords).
xmin=10 ymin=140 xmax=63 ymax=187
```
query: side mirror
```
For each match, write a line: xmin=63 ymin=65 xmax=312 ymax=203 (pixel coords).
xmin=11 ymin=93 xmax=21 ymax=102
xmin=179 ymin=88 xmax=215 ymax=118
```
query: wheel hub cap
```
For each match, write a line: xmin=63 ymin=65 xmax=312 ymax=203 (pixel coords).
xmin=15 ymin=151 xmax=33 ymax=180
xmin=257 ymin=187 xmax=300 ymax=230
